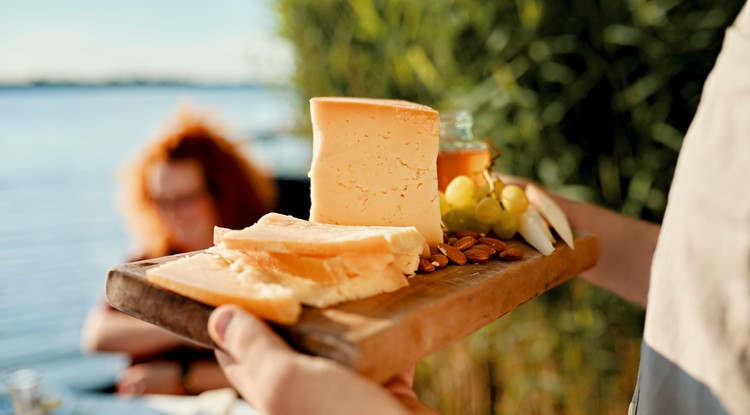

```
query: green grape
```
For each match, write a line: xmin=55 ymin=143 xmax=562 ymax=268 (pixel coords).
xmin=500 ymin=185 xmax=529 ymax=215
xmin=492 ymin=210 xmax=519 ymax=239
xmin=468 ymin=217 xmax=492 ymax=234
xmin=445 ymin=175 xmax=477 ymax=209
xmin=438 ymin=191 xmax=450 ymax=215
xmin=474 ymin=197 xmax=502 ymax=225
xmin=491 ymin=177 xmax=506 ymax=200
xmin=442 ymin=209 xmax=472 ymax=233
xmin=474 ymin=184 xmax=490 ymax=202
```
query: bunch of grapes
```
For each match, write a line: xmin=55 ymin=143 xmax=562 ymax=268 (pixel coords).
xmin=440 ymin=174 xmax=529 ymax=239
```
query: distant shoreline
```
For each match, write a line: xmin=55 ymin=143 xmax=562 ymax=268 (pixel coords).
xmin=0 ymin=81 xmax=292 ymax=90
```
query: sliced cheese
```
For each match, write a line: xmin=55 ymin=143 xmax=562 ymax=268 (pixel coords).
xmin=308 ymin=97 xmax=443 ymax=247
xmin=392 ymin=253 xmax=420 ymax=276
xmin=216 ymin=225 xmax=419 ymax=277
xmin=148 ymin=248 xmax=409 ymax=316
xmin=146 ymin=253 xmax=301 ymax=325
xmin=214 ymin=226 xmax=231 ymax=245
xmin=213 ymin=248 xmax=408 ymax=308
xmin=211 ymin=246 xmax=417 ymax=282
xmin=241 ymin=250 xmax=420 ymax=278
xmin=267 ymin=264 xmax=408 ymax=308
xmin=221 ymin=213 xmax=428 ymax=257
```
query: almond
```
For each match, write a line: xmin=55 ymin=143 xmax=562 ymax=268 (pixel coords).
xmin=437 ymin=243 xmax=467 ymax=266
xmin=464 ymin=248 xmax=490 ymax=263
xmin=447 ymin=237 xmax=458 ymax=245
xmin=477 ymin=237 xmax=507 ymax=253
xmin=499 ymin=248 xmax=524 ymax=261
xmin=430 ymin=253 xmax=449 ymax=268
xmin=418 ymin=257 xmax=436 ymax=272
xmin=469 ymin=244 xmax=496 ymax=256
xmin=452 ymin=236 xmax=477 ymax=251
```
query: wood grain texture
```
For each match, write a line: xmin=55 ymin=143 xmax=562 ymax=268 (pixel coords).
xmin=106 ymin=233 xmax=598 ymax=382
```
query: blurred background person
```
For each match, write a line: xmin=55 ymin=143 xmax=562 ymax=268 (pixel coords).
xmin=80 ymin=103 xmax=278 ymax=395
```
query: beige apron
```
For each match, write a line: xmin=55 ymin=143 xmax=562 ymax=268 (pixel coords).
xmin=631 ymin=3 xmax=750 ymax=414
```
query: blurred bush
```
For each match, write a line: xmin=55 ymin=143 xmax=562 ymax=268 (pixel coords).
xmin=276 ymin=0 xmax=745 ymax=413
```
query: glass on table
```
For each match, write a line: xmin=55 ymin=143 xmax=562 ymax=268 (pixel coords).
xmin=6 ymin=369 xmax=44 ymax=415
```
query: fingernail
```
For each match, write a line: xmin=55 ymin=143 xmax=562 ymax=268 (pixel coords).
xmin=212 ymin=308 xmax=235 ymax=342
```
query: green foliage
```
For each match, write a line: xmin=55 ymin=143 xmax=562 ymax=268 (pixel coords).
xmin=277 ymin=0 xmax=743 ymax=219
xmin=414 ymin=280 xmax=644 ymax=415
xmin=276 ymin=0 xmax=745 ymax=413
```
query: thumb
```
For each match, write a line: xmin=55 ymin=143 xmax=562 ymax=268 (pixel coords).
xmin=208 ymin=305 xmax=293 ymax=361
xmin=207 ymin=305 xmax=297 ymax=408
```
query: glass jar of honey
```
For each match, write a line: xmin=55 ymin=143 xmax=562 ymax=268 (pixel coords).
xmin=437 ymin=110 xmax=491 ymax=192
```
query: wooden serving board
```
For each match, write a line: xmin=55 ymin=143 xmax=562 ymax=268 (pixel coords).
xmin=106 ymin=233 xmax=598 ymax=383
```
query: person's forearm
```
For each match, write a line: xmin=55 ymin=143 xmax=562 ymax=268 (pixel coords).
xmin=182 ymin=360 xmax=231 ymax=394
xmin=82 ymin=308 xmax=193 ymax=359
xmin=555 ymin=196 xmax=659 ymax=307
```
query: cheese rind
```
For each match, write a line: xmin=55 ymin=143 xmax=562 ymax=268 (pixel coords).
xmin=308 ymin=97 xmax=443 ymax=247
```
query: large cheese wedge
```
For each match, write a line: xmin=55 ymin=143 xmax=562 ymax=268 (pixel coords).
xmin=146 ymin=253 xmax=301 ymax=325
xmin=221 ymin=213 xmax=428 ymax=258
xmin=308 ymin=97 xmax=443 ymax=247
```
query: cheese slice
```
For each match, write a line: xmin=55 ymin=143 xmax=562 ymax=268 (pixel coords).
xmin=256 ymin=263 xmax=408 ymax=309
xmin=146 ymin=253 xmax=301 ymax=325
xmin=211 ymin=246 xmax=385 ymax=282
xmin=221 ymin=213 xmax=428 ymax=257
xmin=147 ymin=248 xmax=409 ymax=319
xmin=308 ymin=97 xmax=443 ymax=247
xmin=216 ymin=223 xmax=421 ymax=277
xmin=211 ymin=248 xmax=408 ymax=308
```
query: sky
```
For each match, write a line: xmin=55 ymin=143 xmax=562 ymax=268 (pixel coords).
xmin=0 ymin=0 xmax=294 ymax=85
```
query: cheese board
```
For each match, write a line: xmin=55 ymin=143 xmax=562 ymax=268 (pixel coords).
xmin=106 ymin=233 xmax=598 ymax=383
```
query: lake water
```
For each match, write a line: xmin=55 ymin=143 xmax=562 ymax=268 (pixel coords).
xmin=0 ymin=85 xmax=309 ymax=392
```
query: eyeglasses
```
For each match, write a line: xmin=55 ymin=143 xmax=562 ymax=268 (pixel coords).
xmin=150 ymin=189 xmax=209 ymax=212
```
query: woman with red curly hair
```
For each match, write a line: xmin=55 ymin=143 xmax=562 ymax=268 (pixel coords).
xmin=82 ymin=104 xmax=278 ymax=395
xmin=121 ymin=105 xmax=277 ymax=258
